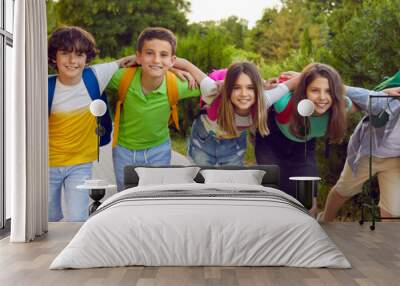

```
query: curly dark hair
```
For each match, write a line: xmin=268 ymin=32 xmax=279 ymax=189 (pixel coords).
xmin=48 ymin=26 xmax=99 ymax=68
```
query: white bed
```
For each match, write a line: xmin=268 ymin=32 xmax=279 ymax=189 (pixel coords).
xmin=50 ymin=181 xmax=350 ymax=269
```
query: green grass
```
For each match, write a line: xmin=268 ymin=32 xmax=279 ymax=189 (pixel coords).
xmin=170 ymin=134 xmax=188 ymax=155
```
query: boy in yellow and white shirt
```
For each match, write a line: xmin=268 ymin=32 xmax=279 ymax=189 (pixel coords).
xmin=48 ymin=26 xmax=131 ymax=221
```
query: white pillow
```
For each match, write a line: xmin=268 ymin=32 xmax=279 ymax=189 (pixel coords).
xmin=135 ymin=167 xmax=200 ymax=186
xmin=200 ymin=169 xmax=266 ymax=185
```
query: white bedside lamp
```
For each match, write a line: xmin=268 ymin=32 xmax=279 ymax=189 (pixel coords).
xmin=90 ymin=100 xmax=107 ymax=162
xmin=297 ymin=99 xmax=315 ymax=117
xmin=297 ymin=99 xmax=315 ymax=161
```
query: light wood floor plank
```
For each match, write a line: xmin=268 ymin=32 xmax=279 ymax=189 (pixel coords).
xmin=1 ymin=222 xmax=400 ymax=286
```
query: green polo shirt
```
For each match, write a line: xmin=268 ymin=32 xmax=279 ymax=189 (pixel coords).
xmin=107 ymin=67 xmax=200 ymax=150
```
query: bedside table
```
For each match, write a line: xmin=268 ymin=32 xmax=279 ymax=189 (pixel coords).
xmin=289 ymin=176 xmax=321 ymax=209
xmin=77 ymin=181 xmax=116 ymax=215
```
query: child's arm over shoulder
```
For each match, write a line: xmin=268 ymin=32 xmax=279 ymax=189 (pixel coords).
xmin=383 ymin=86 xmax=400 ymax=97
xmin=174 ymin=73 xmax=217 ymax=101
xmin=346 ymin=85 xmax=390 ymax=114
xmin=200 ymin=79 xmax=222 ymax=105
xmin=102 ymin=55 xmax=138 ymax=92
xmin=169 ymin=67 xmax=198 ymax=89
xmin=174 ymin=57 xmax=207 ymax=83
xmin=173 ymin=57 xmax=218 ymax=101
xmin=263 ymin=84 xmax=289 ymax=108
xmin=91 ymin=61 xmax=120 ymax=93
xmin=263 ymin=74 xmax=300 ymax=108
xmin=116 ymin=55 xmax=137 ymax=68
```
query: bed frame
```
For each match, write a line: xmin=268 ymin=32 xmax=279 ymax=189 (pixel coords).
xmin=124 ymin=165 xmax=280 ymax=190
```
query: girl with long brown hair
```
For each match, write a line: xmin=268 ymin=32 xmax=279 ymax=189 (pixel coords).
xmin=255 ymin=63 xmax=352 ymax=214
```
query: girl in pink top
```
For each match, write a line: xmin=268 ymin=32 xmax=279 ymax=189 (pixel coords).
xmin=185 ymin=61 xmax=297 ymax=166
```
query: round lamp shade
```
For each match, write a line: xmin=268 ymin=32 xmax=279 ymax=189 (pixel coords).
xmin=90 ymin=99 xmax=107 ymax=117
xmin=297 ymin=99 xmax=315 ymax=117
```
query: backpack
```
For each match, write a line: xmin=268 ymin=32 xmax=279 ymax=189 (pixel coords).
xmin=48 ymin=67 xmax=113 ymax=146
xmin=112 ymin=67 xmax=179 ymax=147
xmin=374 ymin=70 xmax=400 ymax=91
xmin=369 ymin=70 xmax=400 ymax=128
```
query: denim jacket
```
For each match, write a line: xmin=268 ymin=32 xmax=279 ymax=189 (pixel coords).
xmin=346 ymin=86 xmax=400 ymax=173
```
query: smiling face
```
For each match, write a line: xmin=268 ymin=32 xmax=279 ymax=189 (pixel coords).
xmin=230 ymin=73 xmax=256 ymax=115
xmin=290 ymin=63 xmax=347 ymax=143
xmin=55 ymin=50 xmax=87 ymax=85
xmin=306 ymin=76 xmax=333 ymax=116
xmin=136 ymin=39 xmax=176 ymax=80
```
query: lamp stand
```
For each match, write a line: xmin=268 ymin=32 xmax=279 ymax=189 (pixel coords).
xmin=304 ymin=116 xmax=308 ymax=161
xmin=96 ymin=117 xmax=100 ymax=162
xmin=359 ymin=94 xmax=400 ymax=230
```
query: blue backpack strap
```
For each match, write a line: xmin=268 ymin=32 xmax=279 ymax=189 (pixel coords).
xmin=82 ymin=67 xmax=113 ymax=146
xmin=82 ymin=68 xmax=101 ymax=100
xmin=48 ymin=75 xmax=57 ymax=116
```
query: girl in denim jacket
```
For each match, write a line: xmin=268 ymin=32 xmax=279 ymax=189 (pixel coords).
xmin=185 ymin=62 xmax=298 ymax=166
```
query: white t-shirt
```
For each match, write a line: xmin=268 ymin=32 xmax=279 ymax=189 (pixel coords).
xmin=51 ymin=62 xmax=119 ymax=113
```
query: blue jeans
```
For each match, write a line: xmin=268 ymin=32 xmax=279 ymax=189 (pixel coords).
xmin=113 ymin=140 xmax=172 ymax=192
xmin=48 ymin=162 xmax=92 ymax=222
xmin=188 ymin=118 xmax=247 ymax=166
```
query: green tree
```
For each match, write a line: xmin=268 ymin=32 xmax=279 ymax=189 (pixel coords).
xmin=46 ymin=0 xmax=58 ymax=35
xmin=219 ymin=16 xmax=249 ymax=49
xmin=52 ymin=0 xmax=190 ymax=57
xmin=177 ymin=25 xmax=235 ymax=72
xmin=250 ymin=0 xmax=330 ymax=62
xmin=329 ymin=0 xmax=400 ymax=87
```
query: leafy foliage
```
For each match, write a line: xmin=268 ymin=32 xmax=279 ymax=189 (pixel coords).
xmin=177 ymin=25 xmax=234 ymax=72
xmin=329 ymin=0 xmax=400 ymax=87
xmin=48 ymin=0 xmax=190 ymax=57
xmin=250 ymin=0 xmax=330 ymax=63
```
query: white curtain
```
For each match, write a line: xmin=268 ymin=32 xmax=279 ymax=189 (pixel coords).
xmin=8 ymin=0 xmax=48 ymax=242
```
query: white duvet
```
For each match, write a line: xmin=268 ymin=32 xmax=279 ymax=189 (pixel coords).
xmin=50 ymin=183 xmax=351 ymax=269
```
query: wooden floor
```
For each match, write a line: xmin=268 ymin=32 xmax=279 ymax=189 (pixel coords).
xmin=0 ymin=222 xmax=399 ymax=286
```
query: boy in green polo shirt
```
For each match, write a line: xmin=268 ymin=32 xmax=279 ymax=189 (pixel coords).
xmin=107 ymin=27 xmax=212 ymax=191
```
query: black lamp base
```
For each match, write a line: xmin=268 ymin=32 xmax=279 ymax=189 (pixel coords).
xmin=88 ymin=188 xmax=106 ymax=215
xmin=290 ymin=177 xmax=320 ymax=210
xmin=295 ymin=180 xmax=318 ymax=210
